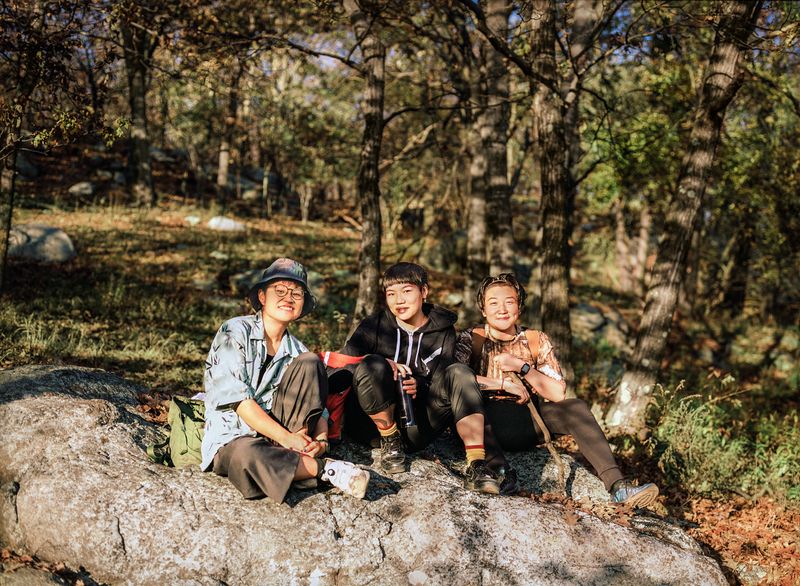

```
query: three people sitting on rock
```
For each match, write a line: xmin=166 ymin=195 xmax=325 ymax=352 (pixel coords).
xmin=200 ymin=257 xmax=657 ymax=506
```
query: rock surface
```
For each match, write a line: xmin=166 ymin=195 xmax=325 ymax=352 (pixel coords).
xmin=7 ymin=225 xmax=76 ymax=263
xmin=0 ymin=366 xmax=727 ymax=586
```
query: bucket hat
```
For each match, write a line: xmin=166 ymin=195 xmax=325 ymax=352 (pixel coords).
xmin=247 ymin=258 xmax=317 ymax=318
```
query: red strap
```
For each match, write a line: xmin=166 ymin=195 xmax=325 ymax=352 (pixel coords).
xmin=318 ymin=351 xmax=365 ymax=368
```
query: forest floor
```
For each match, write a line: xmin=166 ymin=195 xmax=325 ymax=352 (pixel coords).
xmin=1 ymin=181 xmax=798 ymax=583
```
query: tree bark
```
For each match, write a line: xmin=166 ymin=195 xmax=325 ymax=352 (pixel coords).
xmin=615 ymin=199 xmax=633 ymax=293
xmin=606 ymin=0 xmax=764 ymax=434
xmin=530 ymin=0 xmax=575 ymax=388
xmin=217 ymin=63 xmax=243 ymax=206
xmin=483 ymin=0 xmax=514 ymax=274
xmin=465 ymin=122 xmax=489 ymax=319
xmin=0 ymin=138 xmax=18 ymax=294
xmin=120 ymin=15 xmax=157 ymax=206
xmin=634 ymin=201 xmax=651 ymax=296
xmin=344 ymin=0 xmax=385 ymax=323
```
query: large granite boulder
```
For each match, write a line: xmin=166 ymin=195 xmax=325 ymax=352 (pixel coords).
xmin=7 ymin=225 xmax=76 ymax=263
xmin=0 ymin=366 xmax=726 ymax=585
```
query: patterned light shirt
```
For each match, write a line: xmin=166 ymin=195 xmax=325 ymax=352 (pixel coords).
xmin=454 ymin=326 xmax=564 ymax=385
xmin=200 ymin=312 xmax=307 ymax=471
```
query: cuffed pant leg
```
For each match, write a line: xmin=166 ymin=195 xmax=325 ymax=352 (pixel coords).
xmin=270 ymin=352 xmax=328 ymax=434
xmin=540 ymin=399 xmax=623 ymax=490
xmin=212 ymin=436 xmax=300 ymax=502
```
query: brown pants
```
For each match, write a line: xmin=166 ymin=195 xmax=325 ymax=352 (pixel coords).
xmin=212 ymin=352 xmax=328 ymax=501
xmin=485 ymin=398 xmax=624 ymax=491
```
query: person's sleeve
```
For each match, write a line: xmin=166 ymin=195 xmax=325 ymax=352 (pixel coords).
xmin=536 ymin=332 xmax=564 ymax=382
xmin=204 ymin=322 xmax=256 ymax=410
xmin=438 ymin=327 xmax=457 ymax=368
xmin=340 ymin=316 xmax=376 ymax=357
xmin=453 ymin=329 xmax=473 ymax=366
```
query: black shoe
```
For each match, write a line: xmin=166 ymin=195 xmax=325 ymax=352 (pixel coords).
xmin=611 ymin=479 xmax=659 ymax=508
xmin=379 ymin=431 xmax=406 ymax=474
xmin=499 ymin=467 xmax=520 ymax=496
xmin=464 ymin=459 xmax=500 ymax=495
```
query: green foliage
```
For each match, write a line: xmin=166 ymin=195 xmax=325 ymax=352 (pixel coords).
xmin=648 ymin=382 xmax=800 ymax=502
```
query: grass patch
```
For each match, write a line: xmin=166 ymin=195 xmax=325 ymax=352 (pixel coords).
xmin=648 ymin=381 xmax=800 ymax=502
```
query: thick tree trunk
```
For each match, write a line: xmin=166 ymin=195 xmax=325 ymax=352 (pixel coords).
xmin=531 ymin=0 xmax=575 ymax=388
xmin=606 ymin=0 xmax=763 ymax=434
xmin=121 ymin=19 xmax=156 ymax=206
xmin=483 ymin=0 xmax=514 ymax=273
xmin=344 ymin=0 xmax=385 ymax=323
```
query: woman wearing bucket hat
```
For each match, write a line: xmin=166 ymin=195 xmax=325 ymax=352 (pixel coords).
xmin=201 ymin=257 xmax=370 ymax=501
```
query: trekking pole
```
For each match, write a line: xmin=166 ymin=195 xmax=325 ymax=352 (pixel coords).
xmin=508 ymin=372 xmax=567 ymax=491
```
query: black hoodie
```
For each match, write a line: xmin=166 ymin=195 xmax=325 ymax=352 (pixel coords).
xmin=342 ymin=303 xmax=458 ymax=386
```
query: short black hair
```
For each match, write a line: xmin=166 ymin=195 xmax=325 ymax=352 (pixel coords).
xmin=476 ymin=273 xmax=527 ymax=312
xmin=382 ymin=262 xmax=429 ymax=290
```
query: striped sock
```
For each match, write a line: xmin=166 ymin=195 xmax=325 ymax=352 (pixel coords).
xmin=465 ymin=444 xmax=485 ymax=464
xmin=378 ymin=422 xmax=399 ymax=437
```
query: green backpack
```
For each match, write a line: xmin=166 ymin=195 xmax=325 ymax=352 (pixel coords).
xmin=147 ymin=396 xmax=205 ymax=468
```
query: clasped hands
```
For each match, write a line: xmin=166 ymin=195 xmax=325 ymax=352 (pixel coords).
xmin=279 ymin=429 xmax=327 ymax=457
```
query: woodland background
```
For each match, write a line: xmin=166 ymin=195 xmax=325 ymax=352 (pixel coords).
xmin=1 ymin=1 xmax=799 ymax=583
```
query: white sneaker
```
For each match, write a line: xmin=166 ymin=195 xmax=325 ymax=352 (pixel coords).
xmin=320 ymin=459 xmax=370 ymax=499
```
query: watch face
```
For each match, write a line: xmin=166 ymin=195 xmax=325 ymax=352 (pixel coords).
xmin=520 ymin=363 xmax=531 ymax=376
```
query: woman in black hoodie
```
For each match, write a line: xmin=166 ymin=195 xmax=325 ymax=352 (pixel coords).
xmin=341 ymin=262 xmax=502 ymax=495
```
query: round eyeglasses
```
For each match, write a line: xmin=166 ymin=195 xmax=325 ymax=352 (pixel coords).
xmin=269 ymin=284 xmax=305 ymax=301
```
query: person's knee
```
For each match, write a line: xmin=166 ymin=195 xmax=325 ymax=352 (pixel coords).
xmin=355 ymin=354 xmax=392 ymax=378
xmin=562 ymin=398 xmax=592 ymax=417
xmin=445 ymin=363 xmax=481 ymax=398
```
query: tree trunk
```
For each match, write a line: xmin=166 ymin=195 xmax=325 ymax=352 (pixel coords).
xmin=718 ymin=209 xmax=754 ymax=315
xmin=0 ymin=138 xmax=18 ymax=294
xmin=464 ymin=123 xmax=489 ymax=319
xmin=483 ymin=0 xmax=514 ymax=274
xmin=615 ymin=199 xmax=633 ymax=293
xmin=120 ymin=18 xmax=156 ymax=206
xmin=606 ymin=0 xmax=764 ymax=434
xmin=530 ymin=0 xmax=575 ymax=388
xmin=634 ymin=201 xmax=651 ymax=296
xmin=344 ymin=0 xmax=385 ymax=323
xmin=217 ymin=63 xmax=243 ymax=206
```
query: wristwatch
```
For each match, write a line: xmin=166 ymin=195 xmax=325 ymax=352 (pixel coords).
xmin=519 ymin=362 xmax=531 ymax=376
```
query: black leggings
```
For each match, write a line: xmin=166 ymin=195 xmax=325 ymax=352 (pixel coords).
xmin=343 ymin=354 xmax=484 ymax=450
xmin=485 ymin=398 xmax=624 ymax=491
